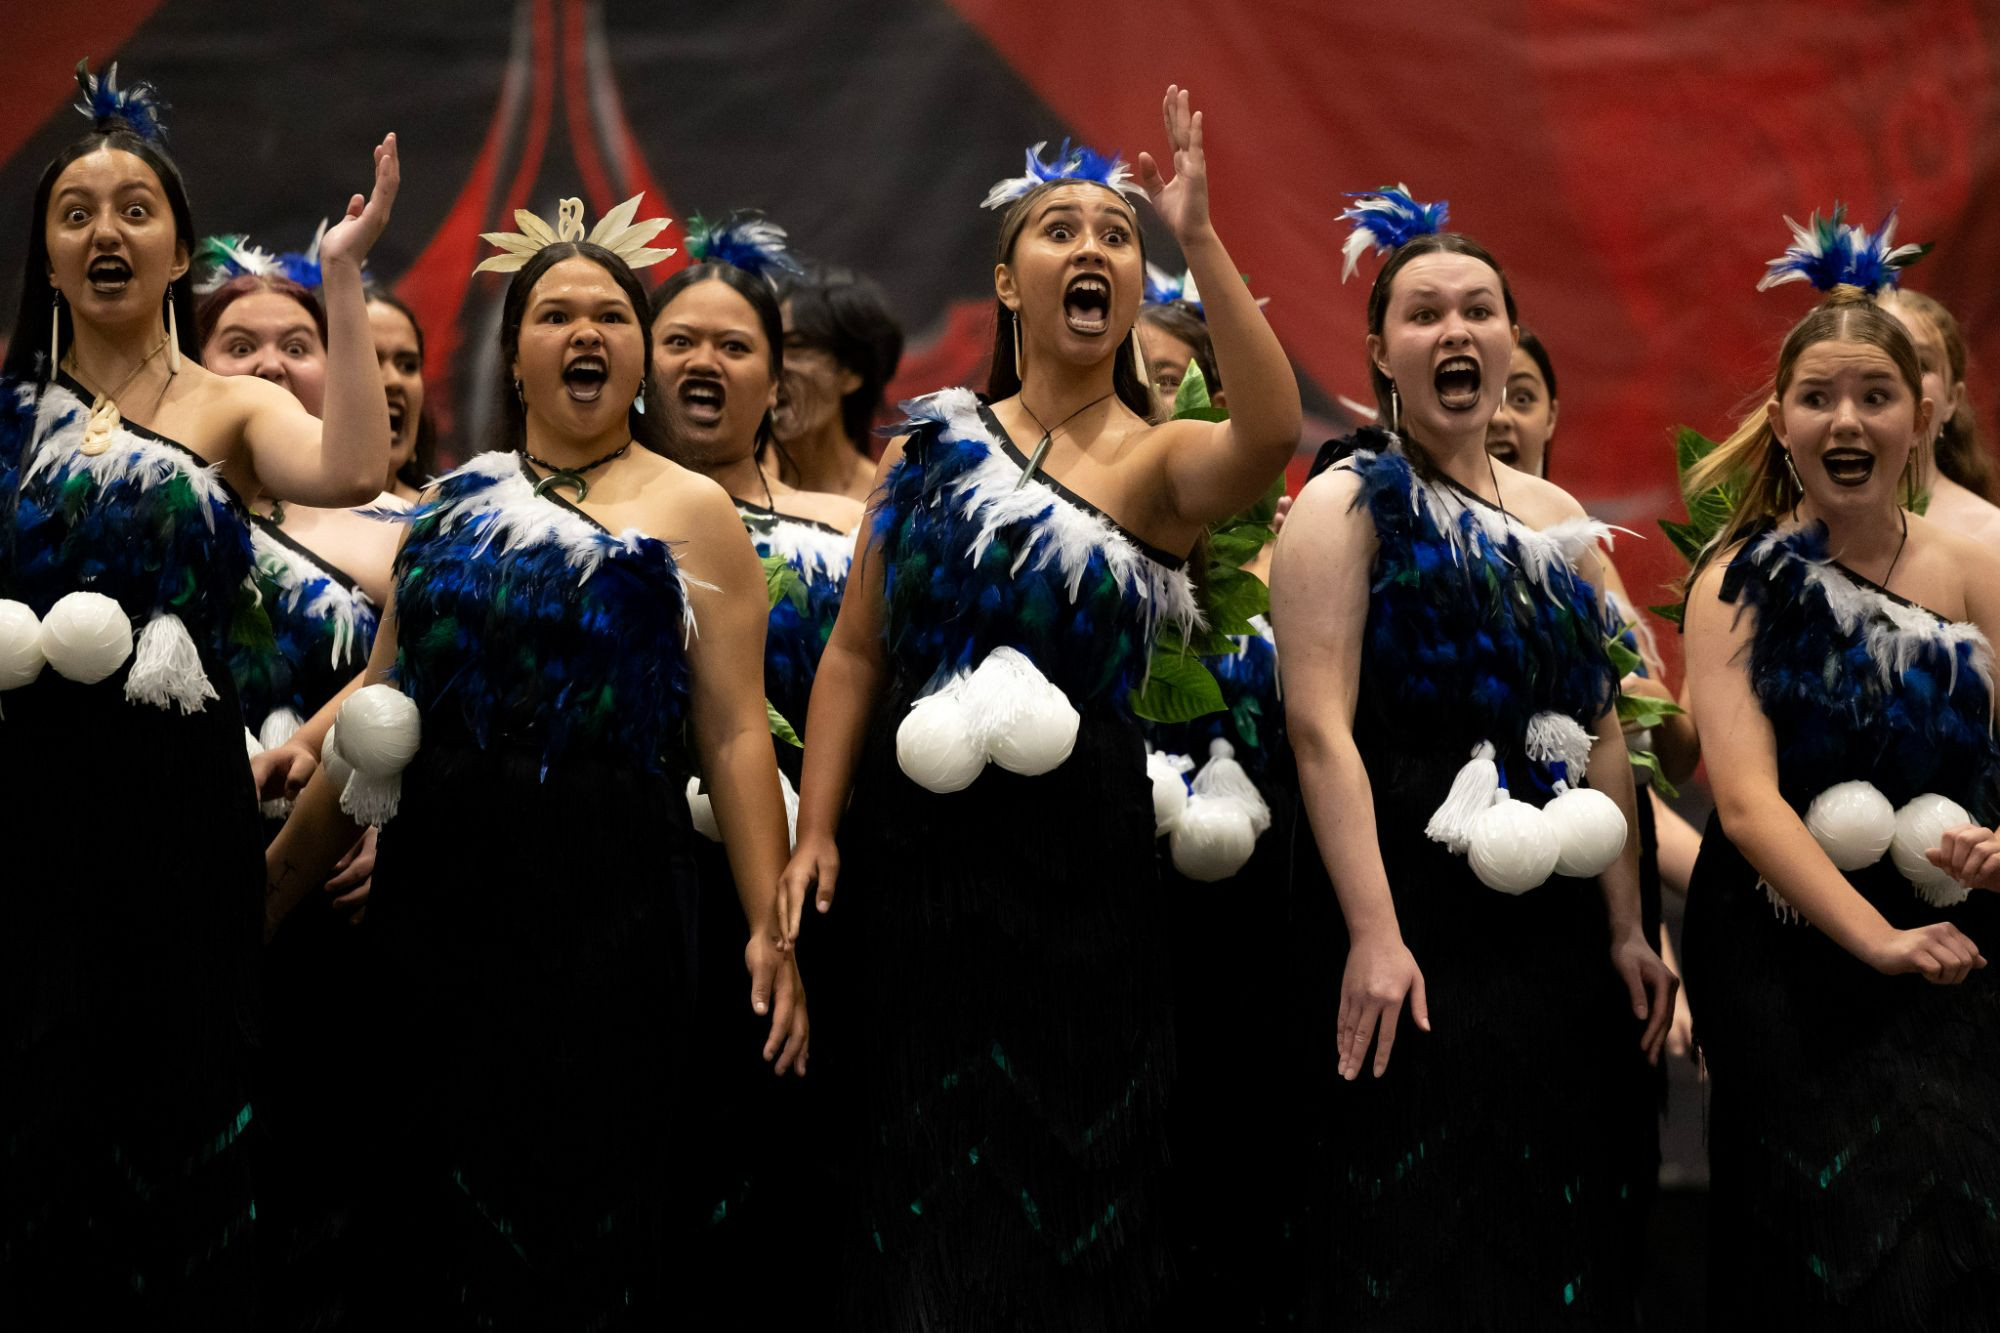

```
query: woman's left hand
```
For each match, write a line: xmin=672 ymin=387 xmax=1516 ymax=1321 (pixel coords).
xmin=1928 ymin=824 xmax=2000 ymax=891
xmin=1611 ymin=929 xmax=1678 ymax=1065
xmin=1135 ymin=85 xmax=1209 ymax=246
xmin=746 ymin=932 xmax=810 ymax=1076
xmin=319 ymin=132 xmax=400 ymax=271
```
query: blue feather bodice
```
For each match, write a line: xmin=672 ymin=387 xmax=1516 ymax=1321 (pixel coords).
xmin=391 ymin=452 xmax=694 ymax=777
xmin=739 ymin=502 xmax=850 ymax=730
xmin=1333 ymin=433 xmax=1618 ymax=792
xmin=228 ymin=517 xmax=377 ymax=732
xmin=873 ymin=388 xmax=1200 ymax=708
xmin=1722 ymin=523 xmax=1999 ymax=818
xmin=2 ymin=377 xmax=256 ymax=658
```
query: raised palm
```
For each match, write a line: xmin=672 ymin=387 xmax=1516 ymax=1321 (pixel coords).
xmin=1135 ymin=85 xmax=1208 ymax=246
xmin=319 ymin=133 xmax=400 ymax=271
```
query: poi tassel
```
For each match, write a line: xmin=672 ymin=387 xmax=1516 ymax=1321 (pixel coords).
xmin=1425 ymin=740 xmax=1498 ymax=853
xmin=334 ymin=685 xmax=420 ymax=825
xmin=1169 ymin=739 xmax=1274 ymax=882
xmin=1524 ymin=710 xmax=1594 ymax=774
xmin=123 ymin=612 xmax=217 ymax=713
xmin=258 ymin=706 xmax=304 ymax=752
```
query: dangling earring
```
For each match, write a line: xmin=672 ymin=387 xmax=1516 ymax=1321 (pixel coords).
xmin=1010 ymin=310 xmax=1023 ymax=376
xmin=634 ymin=387 xmax=646 ymax=416
xmin=513 ymin=378 xmax=525 ymax=406
xmin=1388 ymin=383 xmax=1402 ymax=435
xmin=165 ymin=295 xmax=181 ymax=375
xmin=49 ymin=293 xmax=61 ymax=370
xmin=1128 ymin=326 xmax=1148 ymax=398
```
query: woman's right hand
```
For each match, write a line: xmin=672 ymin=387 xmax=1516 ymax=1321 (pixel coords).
xmin=1862 ymin=922 xmax=1987 ymax=984
xmin=777 ymin=834 xmax=842 ymax=941
xmin=1337 ymin=930 xmax=1430 ymax=1080
xmin=251 ymin=739 xmax=318 ymax=804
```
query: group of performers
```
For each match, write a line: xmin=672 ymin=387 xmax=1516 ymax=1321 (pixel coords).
xmin=2 ymin=60 xmax=1997 ymax=1332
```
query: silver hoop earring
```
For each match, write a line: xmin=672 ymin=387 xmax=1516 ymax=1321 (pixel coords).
xmin=1010 ymin=310 xmax=1023 ymax=376
xmin=1388 ymin=383 xmax=1402 ymax=435
xmin=165 ymin=295 xmax=181 ymax=375
xmin=49 ymin=294 xmax=61 ymax=370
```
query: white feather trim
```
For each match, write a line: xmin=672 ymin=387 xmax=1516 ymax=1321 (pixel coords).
xmin=28 ymin=385 xmax=236 ymax=529
xmin=751 ymin=511 xmax=855 ymax=582
xmin=250 ymin=524 xmax=375 ymax=668
xmin=911 ymin=388 xmax=1203 ymax=650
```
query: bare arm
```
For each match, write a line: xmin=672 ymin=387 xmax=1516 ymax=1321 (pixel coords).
xmin=1271 ymin=466 xmax=1430 ymax=1081
xmin=1685 ymin=560 xmax=1984 ymax=981
xmin=776 ymin=437 xmax=904 ymax=933
xmin=1132 ymin=86 xmax=1300 ymax=528
xmin=239 ymin=137 xmax=400 ymax=507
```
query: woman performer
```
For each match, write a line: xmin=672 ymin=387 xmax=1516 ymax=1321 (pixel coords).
xmin=780 ymin=87 xmax=1301 ymax=1330
xmin=1274 ymin=186 xmax=1674 ymax=1328
xmin=770 ymin=260 xmax=904 ymax=502
xmin=0 ymin=63 xmax=394 ymax=1325
xmin=1681 ymin=217 xmax=2000 ymax=1327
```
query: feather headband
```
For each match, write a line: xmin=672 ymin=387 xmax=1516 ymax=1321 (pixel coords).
xmin=1339 ymin=184 xmax=1449 ymax=282
xmin=1143 ymin=263 xmax=1269 ymax=316
xmin=193 ymin=222 xmax=333 ymax=294
xmin=982 ymin=139 xmax=1143 ymax=211
xmin=74 ymin=59 xmax=167 ymax=143
xmin=475 ymin=194 xmax=676 ymax=275
xmin=683 ymin=211 xmax=804 ymax=282
xmin=1756 ymin=204 xmax=1930 ymax=295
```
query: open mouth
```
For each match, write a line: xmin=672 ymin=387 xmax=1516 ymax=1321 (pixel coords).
xmin=1434 ymin=355 xmax=1481 ymax=411
xmin=1063 ymin=275 xmax=1111 ymax=336
xmin=1822 ymin=449 xmax=1876 ymax=487
xmin=87 ymin=256 xmax=132 ymax=295
xmin=562 ymin=354 xmax=607 ymax=403
xmin=1485 ymin=434 xmax=1517 ymax=464
xmin=386 ymin=399 xmax=406 ymax=438
xmin=679 ymin=377 xmax=725 ymax=426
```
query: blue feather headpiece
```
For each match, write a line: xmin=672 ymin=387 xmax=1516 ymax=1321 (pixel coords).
xmin=74 ymin=59 xmax=168 ymax=143
xmin=1756 ymin=204 xmax=1930 ymax=295
xmin=683 ymin=211 xmax=804 ymax=282
xmin=1339 ymin=184 xmax=1449 ymax=283
xmin=192 ymin=221 xmax=330 ymax=295
xmin=982 ymin=138 xmax=1143 ymax=211
xmin=1145 ymin=263 xmax=1198 ymax=308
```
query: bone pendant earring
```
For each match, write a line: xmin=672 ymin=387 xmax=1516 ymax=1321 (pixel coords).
xmin=49 ymin=293 xmax=61 ymax=370
xmin=165 ymin=295 xmax=181 ymax=374
xmin=1011 ymin=309 xmax=1023 ymax=376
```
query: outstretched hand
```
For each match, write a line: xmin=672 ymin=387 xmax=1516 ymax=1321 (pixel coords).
xmin=319 ymin=133 xmax=400 ymax=271
xmin=1134 ymin=85 xmax=1208 ymax=246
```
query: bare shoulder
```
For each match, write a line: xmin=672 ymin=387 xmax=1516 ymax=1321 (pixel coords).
xmin=772 ymin=481 xmax=864 ymax=533
xmin=640 ymin=455 xmax=742 ymax=546
xmin=1497 ymin=463 xmax=1589 ymax=528
xmin=1918 ymin=512 xmax=2000 ymax=608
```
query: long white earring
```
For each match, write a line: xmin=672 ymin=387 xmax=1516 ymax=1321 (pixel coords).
xmin=1011 ymin=310 xmax=1023 ymax=377
xmin=165 ymin=296 xmax=182 ymax=374
xmin=1389 ymin=383 xmax=1402 ymax=434
xmin=1129 ymin=326 xmax=1148 ymax=398
xmin=49 ymin=294 xmax=60 ymax=370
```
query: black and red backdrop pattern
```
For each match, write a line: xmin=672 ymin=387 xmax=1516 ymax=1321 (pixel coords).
xmin=4 ymin=0 xmax=1998 ymax=648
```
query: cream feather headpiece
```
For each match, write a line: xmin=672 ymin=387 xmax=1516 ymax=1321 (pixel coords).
xmin=474 ymin=194 xmax=676 ymax=275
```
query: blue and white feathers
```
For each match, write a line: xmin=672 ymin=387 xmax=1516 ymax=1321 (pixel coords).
xmin=1340 ymin=184 xmax=1449 ymax=282
xmin=684 ymin=211 xmax=804 ymax=283
xmin=1145 ymin=263 xmax=1200 ymax=308
xmin=982 ymin=139 xmax=1143 ymax=211
xmin=742 ymin=506 xmax=853 ymax=731
xmin=74 ymin=60 xmax=167 ymax=143
xmin=193 ymin=221 xmax=329 ymax=295
xmin=1756 ymin=205 xmax=1930 ymax=295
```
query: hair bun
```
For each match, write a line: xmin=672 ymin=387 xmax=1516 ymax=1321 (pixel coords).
xmin=1823 ymin=283 xmax=1873 ymax=308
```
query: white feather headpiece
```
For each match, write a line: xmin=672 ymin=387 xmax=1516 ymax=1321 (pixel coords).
xmin=475 ymin=194 xmax=676 ymax=275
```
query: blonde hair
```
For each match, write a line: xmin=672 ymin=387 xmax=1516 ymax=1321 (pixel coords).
xmin=1683 ymin=286 xmax=1925 ymax=580
xmin=1879 ymin=288 xmax=1996 ymax=502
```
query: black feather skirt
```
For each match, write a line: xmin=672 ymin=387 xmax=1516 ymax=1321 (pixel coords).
xmin=835 ymin=685 xmax=1175 ymax=1333
xmin=1289 ymin=740 xmax=1648 ymax=1331
xmin=342 ymin=738 xmax=701 ymax=1330
xmin=1 ymin=663 xmax=264 ymax=1329
xmin=1683 ymin=815 xmax=2000 ymax=1329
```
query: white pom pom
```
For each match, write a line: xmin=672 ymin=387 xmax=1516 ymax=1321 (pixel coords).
xmin=1544 ymin=783 xmax=1629 ymax=879
xmin=0 ymin=599 xmax=46 ymax=691
xmin=895 ymin=681 xmax=986 ymax=793
xmin=1170 ymin=799 xmax=1258 ymax=882
xmin=39 ymin=591 xmax=133 ymax=685
xmin=258 ymin=707 xmax=304 ymax=753
xmin=1147 ymin=750 xmax=1192 ymax=836
xmin=1891 ymin=793 xmax=1975 ymax=908
xmin=1805 ymin=780 xmax=1895 ymax=871
xmin=123 ymin=613 xmax=217 ymax=713
xmin=686 ymin=777 xmax=722 ymax=841
xmin=336 ymin=685 xmax=422 ymax=778
xmin=321 ymin=722 xmax=355 ymax=793
xmin=1525 ymin=711 xmax=1595 ymax=773
xmin=1425 ymin=741 xmax=1498 ymax=853
xmin=969 ymin=647 xmax=1079 ymax=777
xmin=1466 ymin=789 xmax=1561 ymax=895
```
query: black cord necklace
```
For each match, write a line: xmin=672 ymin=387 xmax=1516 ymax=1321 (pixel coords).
xmin=1875 ymin=507 xmax=1911 ymax=590
xmin=1015 ymin=390 xmax=1116 ymax=490
xmin=523 ymin=440 xmax=630 ymax=501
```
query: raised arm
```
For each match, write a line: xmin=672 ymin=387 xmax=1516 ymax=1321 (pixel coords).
xmin=1686 ymin=559 xmax=1985 ymax=982
xmin=677 ymin=480 xmax=808 ymax=1074
xmin=1271 ymin=466 xmax=1428 ymax=1081
xmin=776 ymin=437 xmax=903 ymax=933
xmin=239 ymin=135 xmax=400 ymax=507
xmin=1134 ymin=86 xmax=1301 ymax=526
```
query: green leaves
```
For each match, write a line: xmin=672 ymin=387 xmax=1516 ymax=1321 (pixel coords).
xmin=1605 ymin=630 xmax=1643 ymax=679
xmin=766 ymin=698 xmax=803 ymax=748
xmin=762 ymin=553 xmax=806 ymax=613
xmin=1130 ymin=647 xmax=1226 ymax=723
xmin=1627 ymin=747 xmax=1679 ymax=799
xmin=1616 ymin=691 xmax=1686 ymax=732
xmin=1662 ymin=425 xmax=1736 ymax=571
